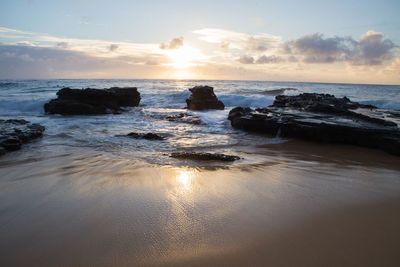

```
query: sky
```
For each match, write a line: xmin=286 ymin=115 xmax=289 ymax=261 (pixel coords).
xmin=0 ymin=0 xmax=399 ymax=84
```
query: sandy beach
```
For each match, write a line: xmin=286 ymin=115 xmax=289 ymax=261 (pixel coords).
xmin=1 ymin=140 xmax=399 ymax=266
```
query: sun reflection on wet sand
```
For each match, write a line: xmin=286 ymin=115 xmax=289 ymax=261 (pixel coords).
xmin=175 ymin=169 xmax=195 ymax=191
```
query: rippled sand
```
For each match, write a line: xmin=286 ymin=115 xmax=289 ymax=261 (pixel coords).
xmin=1 ymin=141 xmax=400 ymax=266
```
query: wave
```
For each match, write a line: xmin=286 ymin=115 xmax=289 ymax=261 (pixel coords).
xmin=360 ymin=100 xmax=400 ymax=110
xmin=219 ymin=94 xmax=273 ymax=108
xmin=142 ymin=91 xmax=274 ymax=109
xmin=0 ymin=82 xmax=21 ymax=89
xmin=260 ymin=88 xmax=300 ymax=96
xmin=1 ymin=89 xmax=398 ymax=117
xmin=140 ymin=91 xmax=190 ymax=108
xmin=0 ymin=99 xmax=48 ymax=115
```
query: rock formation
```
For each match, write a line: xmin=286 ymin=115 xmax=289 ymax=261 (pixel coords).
xmin=44 ymin=87 xmax=140 ymax=115
xmin=228 ymin=93 xmax=400 ymax=156
xmin=0 ymin=119 xmax=45 ymax=155
xmin=170 ymin=152 xmax=240 ymax=161
xmin=186 ymin=86 xmax=224 ymax=110
xmin=121 ymin=132 xmax=165 ymax=140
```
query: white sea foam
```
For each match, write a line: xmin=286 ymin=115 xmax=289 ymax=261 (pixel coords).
xmin=0 ymin=99 xmax=48 ymax=115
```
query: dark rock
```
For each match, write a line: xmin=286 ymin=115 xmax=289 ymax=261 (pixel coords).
xmin=0 ymin=119 xmax=45 ymax=155
xmin=166 ymin=113 xmax=202 ymax=125
xmin=44 ymin=87 xmax=141 ymax=115
xmin=228 ymin=93 xmax=400 ymax=156
xmin=186 ymin=86 xmax=224 ymax=110
xmin=273 ymin=93 xmax=376 ymax=113
xmin=118 ymin=132 xmax=165 ymax=140
xmin=170 ymin=152 xmax=240 ymax=161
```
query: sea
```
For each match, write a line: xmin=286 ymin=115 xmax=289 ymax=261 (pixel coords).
xmin=0 ymin=79 xmax=399 ymax=165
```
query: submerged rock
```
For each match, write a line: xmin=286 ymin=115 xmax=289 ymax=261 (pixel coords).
xmin=170 ymin=152 xmax=240 ymax=161
xmin=119 ymin=132 xmax=165 ymax=140
xmin=0 ymin=119 xmax=45 ymax=155
xmin=166 ymin=113 xmax=202 ymax=125
xmin=44 ymin=87 xmax=141 ymax=115
xmin=228 ymin=93 xmax=400 ymax=156
xmin=186 ymin=86 xmax=224 ymax=110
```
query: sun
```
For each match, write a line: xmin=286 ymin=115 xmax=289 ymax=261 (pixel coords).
xmin=165 ymin=45 xmax=205 ymax=69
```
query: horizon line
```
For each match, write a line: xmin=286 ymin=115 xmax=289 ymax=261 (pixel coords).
xmin=1 ymin=77 xmax=399 ymax=87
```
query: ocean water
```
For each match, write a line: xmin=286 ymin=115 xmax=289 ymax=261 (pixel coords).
xmin=0 ymin=79 xmax=399 ymax=165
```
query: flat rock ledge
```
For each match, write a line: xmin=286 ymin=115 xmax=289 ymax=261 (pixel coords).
xmin=228 ymin=93 xmax=400 ymax=156
xmin=170 ymin=152 xmax=240 ymax=161
xmin=186 ymin=86 xmax=225 ymax=110
xmin=44 ymin=87 xmax=141 ymax=115
xmin=0 ymin=119 xmax=45 ymax=155
xmin=117 ymin=132 xmax=165 ymax=140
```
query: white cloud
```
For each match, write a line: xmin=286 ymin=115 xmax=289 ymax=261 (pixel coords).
xmin=159 ymin=36 xmax=184 ymax=50
xmin=0 ymin=26 xmax=162 ymax=59
xmin=193 ymin=28 xmax=281 ymax=52
xmin=0 ymin=26 xmax=30 ymax=34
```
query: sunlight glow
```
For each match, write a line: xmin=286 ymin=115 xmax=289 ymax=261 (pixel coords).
xmin=175 ymin=69 xmax=193 ymax=79
xmin=176 ymin=169 xmax=194 ymax=190
xmin=164 ymin=45 xmax=205 ymax=69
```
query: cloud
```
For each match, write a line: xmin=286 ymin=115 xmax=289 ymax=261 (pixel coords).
xmin=194 ymin=28 xmax=281 ymax=52
xmin=283 ymin=33 xmax=352 ymax=63
xmin=238 ymin=55 xmax=283 ymax=64
xmin=288 ymin=55 xmax=298 ymax=62
xmin=220 ymin=41 xmax=230 ymax=49
xmin=284 ymin=31 xmax=397 ymax=65
xmin=0 ymin=27 xmax=30 ymax=34
xmin=159 ymin=36 xmax=184 ymax=50
xmin=108 ymin=44 xmax=118 ymax=52
xmin=80 ymin=16 xmax=90 ymax=25
xmin=0 ymin=44 xmax=170 ymax=78
xmin=349 ymin=30 xmax=396 ymax=65
xmin=56 ymin=42 xmax=68 ymax=49
xmin=0 ymin=26 xmax=160 ymax=59
xmin=255 ymin=55 xmax=282 ymax=64
xmin=0 ymin=26 xmax=398 ymax=83
xmin=238 ymin=55 xmax=254 ymax=64
xmin=382 ymin=56 xmax=400 ymax=75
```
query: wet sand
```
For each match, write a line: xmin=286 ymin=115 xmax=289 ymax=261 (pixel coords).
xmin=0 ymin=140 xmax=400 ymax=266
xmin=172 ymin=198 xmax=400 ymax=267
